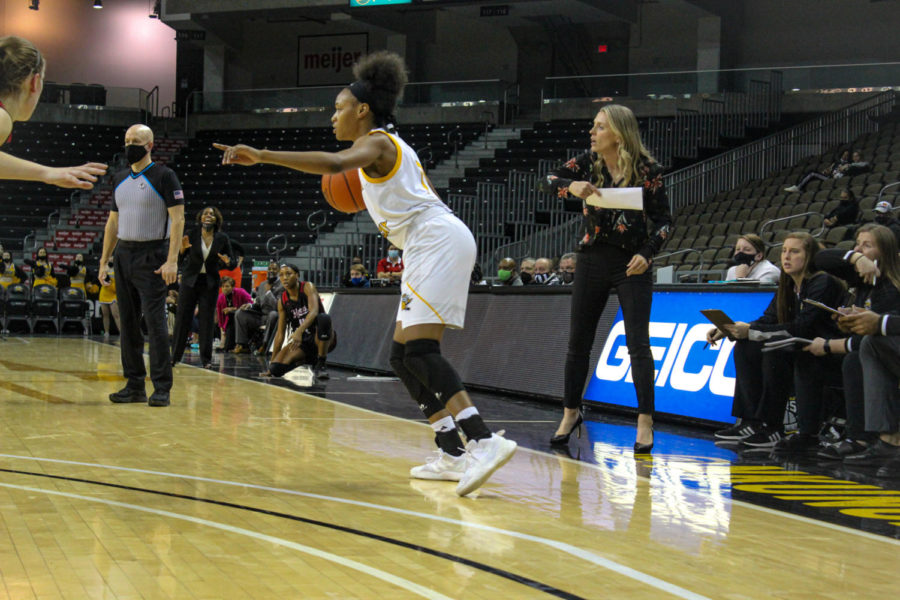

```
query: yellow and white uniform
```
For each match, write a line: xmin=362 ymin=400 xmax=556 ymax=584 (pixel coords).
xmin=98 ymin=269 xmax=117 ymax=304
xmin=359 ymin=128 xmax=476 ymax=329
xmin=0 ymin=262 xmax=20 ymax=288
xmin=69 ymin=265 xmax=87 ymax=293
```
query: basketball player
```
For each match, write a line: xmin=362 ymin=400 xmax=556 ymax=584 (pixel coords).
xmin=260 ymin=263 xmax=335 ymax=380
xmin=0 ymin=36 xmax=106 ymax=188
xmin=214 ymin=51 xmax=516 ymax=497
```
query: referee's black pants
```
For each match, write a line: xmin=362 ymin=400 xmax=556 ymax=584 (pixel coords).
xmin=564 ymin=242 xmax=655 ymax=414
xmin=171 ymin=273 xmax=218 ymax=365
xmin=115 ymin=240 xmax=172 ymax=393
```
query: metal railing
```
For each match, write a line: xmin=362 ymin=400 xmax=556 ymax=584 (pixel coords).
xmin=665 ymin=90 xmax=898 ymax=212
xmin=541 ymin=62 xmax=898 ymax=102
xmin=487 ymin=216 xmax=581 ymax=272
xmin=759 ymin=212 xmax=827 ymax=240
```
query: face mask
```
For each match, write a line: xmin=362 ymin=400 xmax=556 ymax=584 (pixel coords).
xmin=519 ymin=271 xmax=532 ymax=285
xmin=732 ymin=252 xmax=756 ymax=266
xmin=267 ymin=273 xmax=278 ymax=282
xmin=38 ymin=254 xmax=47 ymax=261
xmin=875 ymin=215 xmax=890 ymax=225
xmin=202 ymin=222 xmax=214 ymax=231
xmin=388 ymin=249 xmax=399 ymax=260
xmin=533 ymin=273 xmax=550 ymax=284
xmin=560 ymin=271 xmax=575 ymax=284
xmin=125 ymin=144 xmax=148 ymax=164
xmin=350 ymin=277 xmax=363 ymax=285
xmin=108 ymin=261 xmax=114 ymax=268
xmin=497 ymin=269 xmax=512 ymax=281
xmin=74 ymin=260 xmax=83 ymax=267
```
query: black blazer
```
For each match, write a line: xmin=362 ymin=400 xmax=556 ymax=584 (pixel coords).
xmin=179 ymin=229 xmax=234 ymax=287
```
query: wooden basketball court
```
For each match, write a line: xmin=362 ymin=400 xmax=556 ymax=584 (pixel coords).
xmin=0 ymin=337 xmax=895 ymax=599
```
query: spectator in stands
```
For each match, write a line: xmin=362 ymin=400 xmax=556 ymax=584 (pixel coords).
xmin=260 ymin=264 xmax=336 ymax=381
xmin=344 ymin=263 xmax=371 ymax=288
xmin=496 ymin=257 xmax=523 ymax=286
xmin=823 ymin=189 xmax=859 ymax=229
xmin=541 ymin=104 xmax=672 ymax=452
xmin=845 ymin=150 xmax=872 ymax=177
xmin=171 ymin=206 xmax=234 ymax=369
xmin=340 ymin=255 xmax=364 ymax=287
xmin=532 ymin=257 xmax=560 ymax=285
xmin=726 ymin=234 xmax=780 ymax=283
xmin=839 ymin=309 xmax=900 ymax=473
xmin=27 ymin=247 xmax=56 ymax=288
xmin=558 ymin=252 xmax=577 ymax=285
xmin=63 ymin=253 xmax=91 ymax=293
xmin=470 ymin=263 xmax=487 ymax=286
xmin=216 ymin=276 xmax=252 ymax=353
xmin=709 ymin=232 xmax=845 ymax=451
xmin=872 ymin=201 xmax=900 ymax=243
xmin=219 ymin=239 xmax=245 ymax=289
xmin=519 ymin=257 xmax=535 ymax=285
xmin=234 ymin=272 xmax=283 ymax=355
xmin=254 ymin=261 xmax=279 ymax=296
xmin=0 ymin=36 xmax=106 ymax=189
xmin=377 ymin=244 xmax=404 ymax=284
xmin=0 ymin=250 xmax=25 ymax=289
xmin=784 ymin=149 xmax=851 ymax=193
xmin=807 ymin=224 xmax=900 ymax=459
xmin=98 ymin=257 xmax=120 ymax=339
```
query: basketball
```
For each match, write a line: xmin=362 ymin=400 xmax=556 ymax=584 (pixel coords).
xmin=321 ymin=169 xmax=366 ymax=213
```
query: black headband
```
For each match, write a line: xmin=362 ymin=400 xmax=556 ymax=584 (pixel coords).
xmin=348 ymin=80 xmax=372 ymax=105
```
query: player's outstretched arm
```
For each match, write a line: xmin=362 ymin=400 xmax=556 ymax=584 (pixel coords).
xmin=0 ymin=152 xmax=106 ymax=189
xmin=213 ymin=136 xmax=385 ymax=175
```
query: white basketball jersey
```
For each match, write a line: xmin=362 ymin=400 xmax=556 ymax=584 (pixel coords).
xmin=358 ymin=128 xmax=452 ymax=249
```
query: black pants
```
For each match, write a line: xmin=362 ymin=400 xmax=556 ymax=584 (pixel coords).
xmin=564 ymin=243 xmax=654 ymax=413
xmin=115 ymin=240 xmax=172 ymax=393
xmin=171 ymin=273 xmax=218 ymax=365
xmin=731 ymin=339 xmax=794 ymax=427
xmin=793 ymin=351 xmax=843 ymax=434
xmin=841 ymin=351 xmax=871 ymax=439
xmin=223 ymin=317 xmax=236 ymax=352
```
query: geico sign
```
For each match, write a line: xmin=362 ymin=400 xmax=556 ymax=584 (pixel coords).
xmin=595 ymin=320 xmax=736 ymax=396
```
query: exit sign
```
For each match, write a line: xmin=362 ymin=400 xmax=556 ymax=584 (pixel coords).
xmin=350 ymin=0 xmax=413 ymax=6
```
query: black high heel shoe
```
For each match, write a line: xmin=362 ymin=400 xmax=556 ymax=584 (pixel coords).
xmin=633 ymin=427 xmax=654 ymax=454
xmin=550 ymin=411 xmax=584 ymax=446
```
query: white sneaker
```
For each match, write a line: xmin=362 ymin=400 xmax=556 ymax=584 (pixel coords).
xmin=784 ymin=185 xmax=799 ymax=193
xmin=456 ymin=433 xmax=517 ymax=497
xmin=410 ymin=450 xmax=466 ymax=481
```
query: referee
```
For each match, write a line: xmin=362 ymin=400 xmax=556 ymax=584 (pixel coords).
xmin=99 ymin=124 xmax=185 ymax=407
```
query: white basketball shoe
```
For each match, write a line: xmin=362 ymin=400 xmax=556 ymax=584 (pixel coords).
xmin=410 ymin=450 xmax=467 ymax=481
xmin=456 ymin=433 xmax=517 ymax=497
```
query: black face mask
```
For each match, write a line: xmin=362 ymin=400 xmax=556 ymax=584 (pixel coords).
xmin=519 ymin=271 xmax=533 ymax=285
xmin=560 ymin=271 xmax=575 ymax=284
xmin=125 ymin=144 xmax=148 ymax=165
xmin=74 ymin=260 xmax=83 ymax=267
xmin=108 ymin=261 xmax=114 ymax=268
xmin=875 ymin=215 xmax=891 ymax=225
xmin=732 ymin=252 xmax=756 ymax=266
xmin=267 ymin=274 xmax=278 ymax=283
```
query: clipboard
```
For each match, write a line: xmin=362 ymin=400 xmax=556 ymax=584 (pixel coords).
xmin=700 ymin=309 xmax=736 ymax=341
xmin=585 ymin=187 xmax=644 ymax=211
xmin=802 ymin=298 xmax=843 ymax=316
xmin=762 ymin=337 xmax=814 ymax=352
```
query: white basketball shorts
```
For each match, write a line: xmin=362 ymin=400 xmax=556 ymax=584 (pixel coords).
xmin=396 ymin=213 xmax=476 ymax=329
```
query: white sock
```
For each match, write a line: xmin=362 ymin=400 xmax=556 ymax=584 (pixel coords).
xmin=430 ymin=415 xmax=456 ymax=433
xmin=454 ymin=406 xmax=479 ymax=422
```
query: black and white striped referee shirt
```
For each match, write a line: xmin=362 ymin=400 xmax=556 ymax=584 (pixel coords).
xmin=112 ymin=162 xmax=185 ymax=241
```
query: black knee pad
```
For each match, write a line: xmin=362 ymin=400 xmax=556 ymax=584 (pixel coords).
xmin=269 ymin=362 xmax=295 ymax=377
xmin=390 ymin=341 xmax=445 ymax=418
xmin=315 ymin=313 xmax=332 ymax=339
xmin=403 ymin=338 xmax=465 ymax=404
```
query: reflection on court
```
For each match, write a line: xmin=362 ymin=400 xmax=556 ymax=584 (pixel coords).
xmin=0 ymin=338 xmax=895 ymax=599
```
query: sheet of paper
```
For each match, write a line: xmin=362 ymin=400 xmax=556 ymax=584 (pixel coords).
xmin=585 ymin=187 xmax=644 ymax=210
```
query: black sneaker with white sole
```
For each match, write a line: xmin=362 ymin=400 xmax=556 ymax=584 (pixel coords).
xmin=742 ymin=428 xmax=784 ymax=448
xmin=715 ymin=420 xmax=759 ymax=441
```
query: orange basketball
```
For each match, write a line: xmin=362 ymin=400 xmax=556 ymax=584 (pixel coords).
xmin=321 ymin=169 xmax=366 ymax=214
